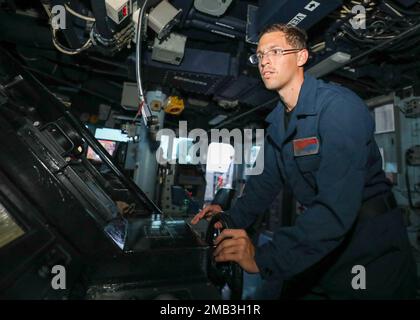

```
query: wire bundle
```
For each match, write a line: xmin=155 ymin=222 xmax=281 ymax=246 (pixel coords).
xmin=50 ymin=3 xmax=96 ymax=55
xmin=331 ymin=0 xmax=420 ymax=52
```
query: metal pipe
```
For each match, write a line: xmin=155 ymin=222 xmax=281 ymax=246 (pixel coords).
xmin=365 ymin=93 xmax=395 ymax=109
xmin=188 ymin=8 xmax=246 ymax=32
xmin=212 ymin=96 xmax=279 ymax=130
xmin=186 ymin=19 xmax=245 ymax=39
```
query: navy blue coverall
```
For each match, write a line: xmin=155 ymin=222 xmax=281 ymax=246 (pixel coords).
xmin=225 ymin=73 xmax=417 ymax=299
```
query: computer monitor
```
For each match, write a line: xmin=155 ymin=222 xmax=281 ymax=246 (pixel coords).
xmin=94 ymin=127 xmax=130 ymax=142
xmin=86 ymin=139 xmax=117 ymax=162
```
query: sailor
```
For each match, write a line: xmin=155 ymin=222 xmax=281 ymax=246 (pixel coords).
xmin=192 ymin=23 xmax=417 ymax=299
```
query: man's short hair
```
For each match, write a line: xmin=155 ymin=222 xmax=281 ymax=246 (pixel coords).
xmin=259 ymin=23 xmax=308 ymax=49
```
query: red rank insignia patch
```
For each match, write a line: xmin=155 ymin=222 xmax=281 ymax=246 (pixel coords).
xmin=293 ymin=137 xmax=320 ymax=157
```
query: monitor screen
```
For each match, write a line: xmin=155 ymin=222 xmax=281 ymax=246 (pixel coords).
xmin=94 ymin=128 xmax=129 ymax=142
xmin=87 ymin=140 xmax=117 ymax=162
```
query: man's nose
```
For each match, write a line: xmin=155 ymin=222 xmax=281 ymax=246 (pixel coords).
xmin=259 ymin=54 xmax=271 ymax=68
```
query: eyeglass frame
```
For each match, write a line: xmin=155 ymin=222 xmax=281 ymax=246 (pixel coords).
xmin=249 ymin=47 xmax=304 ymax=65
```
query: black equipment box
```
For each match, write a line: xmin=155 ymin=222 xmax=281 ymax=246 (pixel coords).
xmin=0 ymin=48 xmax=219 ymax=300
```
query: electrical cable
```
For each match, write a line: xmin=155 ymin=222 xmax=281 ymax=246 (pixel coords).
xmin=132 ymin=101 xmax=144 ymax=123
xmin=50 ymin=2 xmax=96 ymax=56
xmin=64 ymin=3 xmax=96 ymax=22
xmin=337 ymin=0 xmax=420 ymax=46
xmin=342 ymin=22 xmax=420 ymax=66
xmin=384 ymin=0 xmax=420 ymax=16
xmin=136 ymin=0 xmax=148 ymax=104
xmin=135 ymin=0 xmax=155 ymax=125
xmin=51 ymin=25 xmax=93 ymax=55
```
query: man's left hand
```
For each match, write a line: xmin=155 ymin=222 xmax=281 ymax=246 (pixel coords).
xmin=213 ymin=229 xmax=260 ymax=274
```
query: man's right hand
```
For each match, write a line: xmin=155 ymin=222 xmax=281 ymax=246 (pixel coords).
xmin=190 ymin=204 xmax=223 ymax=225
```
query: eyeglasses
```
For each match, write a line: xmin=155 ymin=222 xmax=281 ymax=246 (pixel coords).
xmin=249 ymin=47 xmax=303 ymax=65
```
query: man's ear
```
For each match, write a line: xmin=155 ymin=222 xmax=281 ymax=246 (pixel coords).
xmin=297 ymin=49 xmax=309 ymax=67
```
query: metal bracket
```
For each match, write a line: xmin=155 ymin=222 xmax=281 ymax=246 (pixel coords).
xmin=0 ymin=75 xmax=25 ymax=106
xmin=0 ymin=75 xmax=24 ymax=91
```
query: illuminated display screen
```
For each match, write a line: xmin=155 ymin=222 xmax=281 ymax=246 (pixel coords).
xmin=87 ymin=140 xmax=117 ymax=162
xmin=94 ymin=128 xmax=129 ymax=142
xmin=0 ymin=202 xmax=25 ymax=248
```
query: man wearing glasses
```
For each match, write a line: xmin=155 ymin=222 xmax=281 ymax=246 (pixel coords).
xmin=192 ymin=24 xmax=416 ymax=299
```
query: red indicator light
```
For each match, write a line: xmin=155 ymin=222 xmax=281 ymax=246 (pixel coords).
xmin=122 ymin=5 xmax=128 ymax=17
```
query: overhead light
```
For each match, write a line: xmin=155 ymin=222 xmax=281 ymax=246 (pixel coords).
xmin=306 ymin=52 xmax=351 ymax=78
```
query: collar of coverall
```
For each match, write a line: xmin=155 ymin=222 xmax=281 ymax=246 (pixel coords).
xmin=265 ymin=72 xmax=318 ymax=124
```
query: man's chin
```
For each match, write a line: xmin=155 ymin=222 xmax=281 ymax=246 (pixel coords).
xmin=264 ymin=82 xmax=280 ymax=91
